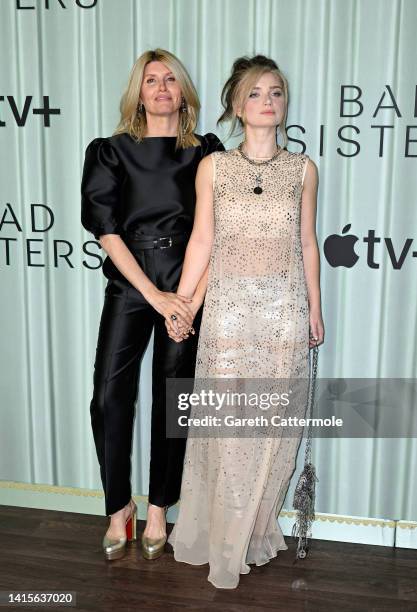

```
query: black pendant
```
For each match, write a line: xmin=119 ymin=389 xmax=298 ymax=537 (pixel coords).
xmin=254 ymin=186 xmax=263 ymax=195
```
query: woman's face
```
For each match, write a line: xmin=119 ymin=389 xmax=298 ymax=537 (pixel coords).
xmin=139 ymin=61 xmax=183 ymax=117
xmin=239 ymin=71 xmax=285 ymax=129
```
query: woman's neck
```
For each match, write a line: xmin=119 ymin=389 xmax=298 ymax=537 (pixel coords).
xmin=241 ymin=127 xmax=278 ymax=158
xmin=144 ymin=113 xmax=179 ymax=137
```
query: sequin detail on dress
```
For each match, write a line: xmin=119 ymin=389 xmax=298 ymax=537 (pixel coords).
xmin=168 ymin=148 xmax=311 ymax=589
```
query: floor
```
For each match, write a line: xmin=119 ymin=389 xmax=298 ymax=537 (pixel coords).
xmin=1 ymin=505 xmax=416 ymax=611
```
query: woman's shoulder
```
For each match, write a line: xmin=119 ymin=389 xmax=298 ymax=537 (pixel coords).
xmin=202 ymin=147 xmax=239 ymax=171
xmin=83 ymin=135 xmax=125 ymax=174
xmin=86 ymin=132 xmax=133 ymax=151
xmin=283 ymin=151 xmax=318 ymax=186
xmin=85 ymin=132 xmax=140 ymax=163
xmin=278 ymin=148 xmax=301 ymax=159
xmin=85 ymin=135 xmax=108 ymax=151
xmin=282 ymin=149 xmax=317 ymax=172
xmin=285 ymin=149 xmax=315 ymax=164
xmin=85 ymin=134 xmax=120 ymax=154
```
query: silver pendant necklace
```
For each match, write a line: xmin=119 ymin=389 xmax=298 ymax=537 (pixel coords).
xmin=237 ymin=141 xmax=283 ymax=194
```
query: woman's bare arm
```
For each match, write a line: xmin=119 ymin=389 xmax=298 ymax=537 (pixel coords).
xmin=165 ymin=154 xmax=215 ymax=337
xmin=300 ymin=159 xmax=325 ymax=346
xmin=178 ymin=155 xmax=215 ymax=297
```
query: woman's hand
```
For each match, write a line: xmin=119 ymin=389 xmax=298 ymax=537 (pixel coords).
xmin=164 ymin=296 xmax=201 ymax=342
xmin=309 ymin=309 xmax=325 ymax=348
xmin=145 ymin=288 xmax=194 ymax=334
xmin=165 ymin=319 xmax=194 ymax=343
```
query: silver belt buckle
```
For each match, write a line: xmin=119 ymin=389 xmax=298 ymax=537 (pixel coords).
xmin=159 ymin=236 xmax=173 ymax=249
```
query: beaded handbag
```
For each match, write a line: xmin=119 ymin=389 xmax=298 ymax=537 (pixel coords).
xmin=292 ymin=341 xmax=319 ymax=559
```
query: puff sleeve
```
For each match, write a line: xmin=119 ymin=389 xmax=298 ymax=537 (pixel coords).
xmin=81 ymin=138 xmax=123 ymax=240
xmin=201 ymin=132 xmax=225 ymax=157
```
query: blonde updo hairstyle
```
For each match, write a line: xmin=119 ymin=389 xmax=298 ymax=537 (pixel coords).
xmin=218 ymin=55 xmax=289 ymax=148
xmin=114 ymin=48 xmax=201 ymax=148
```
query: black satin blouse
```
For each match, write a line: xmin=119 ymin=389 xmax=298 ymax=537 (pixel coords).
xmin=81 ymin=132 xmax=224 ymax=242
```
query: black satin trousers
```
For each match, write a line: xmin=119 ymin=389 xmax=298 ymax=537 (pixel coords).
xmin=89 ymin=236 xmax=202 ymax=516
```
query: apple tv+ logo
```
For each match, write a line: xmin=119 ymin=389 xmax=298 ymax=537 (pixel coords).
xmin=324 ymin=224 xmax=415 ymax=270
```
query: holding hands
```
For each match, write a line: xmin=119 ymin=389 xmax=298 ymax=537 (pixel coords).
xmin=165 ymin=294 xmax=201 ymax=342
xmin=163 ymin=294 xmax=201 ymax=343
xmin=146 ymin=289 xmax=195 ymax=342
xmin=148 ymin=291 xmax=201 ymax=342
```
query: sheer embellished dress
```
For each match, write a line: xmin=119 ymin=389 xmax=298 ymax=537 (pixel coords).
xmin=168 ymin=147 xmax=311 ymax=589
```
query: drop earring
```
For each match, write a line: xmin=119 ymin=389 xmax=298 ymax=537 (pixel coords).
xmin=137 ymin=101 xmax=144 ymax=116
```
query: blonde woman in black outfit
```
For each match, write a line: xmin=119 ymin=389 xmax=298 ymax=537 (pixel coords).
xmin=81 ymin=48 xmax=223 ymax=561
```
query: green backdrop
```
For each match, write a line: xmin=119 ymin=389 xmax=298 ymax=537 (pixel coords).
xmin=0 ymin=0 xmax=416 ymax=529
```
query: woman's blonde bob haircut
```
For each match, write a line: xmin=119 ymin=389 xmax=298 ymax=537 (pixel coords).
xmin=114 ymin=48 xmax=201 ymax=148
xmin=218 ymin=55 xmax=289 ymax=148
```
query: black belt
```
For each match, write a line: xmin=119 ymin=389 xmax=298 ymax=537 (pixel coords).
xmin=124 ymin=231 xmax=189 ymax=250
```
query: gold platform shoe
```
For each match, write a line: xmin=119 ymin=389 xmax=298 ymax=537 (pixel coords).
xmin=102 ymin=499 xmax=137 ymax=561
xmin=141 ymin=505 xmax=168 ymax=560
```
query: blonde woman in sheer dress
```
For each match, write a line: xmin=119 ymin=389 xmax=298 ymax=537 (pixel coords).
xmin=165 ymin=55 xmax=324 ymax=589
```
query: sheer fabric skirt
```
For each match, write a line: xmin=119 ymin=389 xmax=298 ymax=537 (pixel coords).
xmin=168 ymin=270 xmax=310 ymax=589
